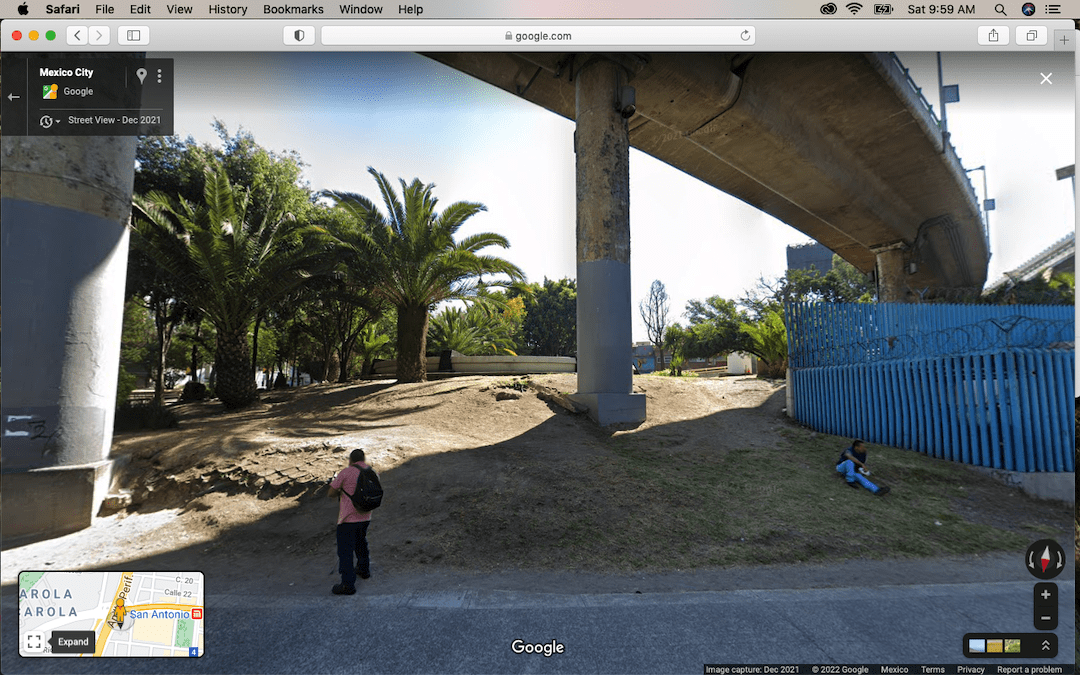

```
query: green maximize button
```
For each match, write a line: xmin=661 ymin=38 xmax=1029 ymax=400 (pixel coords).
xmin=46 ymin=30 xmax=56 ymax=40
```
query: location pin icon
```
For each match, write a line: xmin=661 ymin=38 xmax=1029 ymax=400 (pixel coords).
xmin=136 ymin=68 xmax=147 ymax=84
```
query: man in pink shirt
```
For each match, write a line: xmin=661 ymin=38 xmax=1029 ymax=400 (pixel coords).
xmin=327 ymin=448 xmax=375 ymax=595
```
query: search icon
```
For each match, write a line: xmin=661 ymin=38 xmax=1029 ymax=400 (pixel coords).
xmin=994 ymin=3 xmax=1007 ymax=14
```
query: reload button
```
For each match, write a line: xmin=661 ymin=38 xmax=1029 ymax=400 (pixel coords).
xmin=48 ymin=631 xmax=96 ymax=654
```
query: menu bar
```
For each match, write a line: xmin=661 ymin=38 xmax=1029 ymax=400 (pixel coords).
xmin=3 ymin=1 xmax=1079 ymax=19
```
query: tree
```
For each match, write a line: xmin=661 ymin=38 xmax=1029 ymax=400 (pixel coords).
xmin=132 ymin=135 xmax=208 ymax=404
xmin=639 ymin=280 xmax=670 ymax=371
xmin=133 ymin=163 xmax=331 ymax=408
xmin=324 ymin=168 xmax=525 ymax=383
xmin=132 ymin=127 xmax=321 ymax=398
xmin=516 ymin=278 xmax=577 ymax=356
xmin=743 ymin=254 xmax=874 ymax=317
xmin=356 ymin=321 xmax=392 ymax=379
xmin=739 ymin=307 xmax=788 ymax=378
xmin=428 ymin=307 xmax=484 ymax=355
xmin=117 ymin=297 xmax=155 ymax=406
xmin=428 ymin=301 xmax=521 ymax=356
xmin=135 ymin=134 xmax=208 ymax=204
xmin=319 ymin=207 xmax=389 ymax=381
xmin=478 ymin=290 xmax=527 ymax=355
xmin=169 ymin=314 xmax=215 ymax=385
xmin=663 ymin=323 xmax=689 ymax=376
xmin=983 ymin=271 xmax=1075 ymax=305
xmin=125 ymin=231 xmax=191 ymax=405
xmin=680 ymin=296 xmax=753 ymax=359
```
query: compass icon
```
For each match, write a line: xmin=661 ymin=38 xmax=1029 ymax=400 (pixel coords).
xmin=1025 ymin=539 xmax=1065 ymax=579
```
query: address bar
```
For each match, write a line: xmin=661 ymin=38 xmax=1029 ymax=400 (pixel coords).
xmin=320 ymin=25 xmax=756 ymax=47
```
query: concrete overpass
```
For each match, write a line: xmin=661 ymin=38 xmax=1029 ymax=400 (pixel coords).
xmin=425 ymin=52 xmax=990 ymax=297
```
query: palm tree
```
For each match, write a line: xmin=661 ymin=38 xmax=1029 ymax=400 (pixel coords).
xmin=133 ymin=162 xmax=330 ymax=408
xmin=739 ymin=307 xmax=788 ymax=378
xmin=324 ymin=168 xmax=525 ymax=382
xmin=429 ymin=305 xmax=519 ymax=356
xmin=428 ymin=307 xmax=484 ymax=355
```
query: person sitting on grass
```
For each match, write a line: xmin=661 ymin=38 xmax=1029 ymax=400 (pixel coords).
xmin=837 ymin=439 xmax=890 ymax=496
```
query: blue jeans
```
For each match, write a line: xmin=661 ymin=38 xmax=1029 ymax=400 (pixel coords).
xmin=336 ymin=521 xmax=370 ymax=587
xmin=836 ymin=459 xmax=880 ymax=493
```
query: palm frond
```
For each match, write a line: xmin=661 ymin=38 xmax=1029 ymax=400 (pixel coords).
xmin=368 ymin=167 xmax=406 ymax=232
xmin=434 ymin=201 xmax=488 ymax=239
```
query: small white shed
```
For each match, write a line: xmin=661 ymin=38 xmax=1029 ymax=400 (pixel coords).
xmin=726 ymin=352 xmax=758 ymax=375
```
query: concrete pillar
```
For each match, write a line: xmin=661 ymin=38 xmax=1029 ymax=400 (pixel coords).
xmin=873 ymin=244 xmax=909 ymax=303
xmin=570 ymin=57 xmax=646 ymax=426
xmin=1 ymin=135 xmax=137 ymax=545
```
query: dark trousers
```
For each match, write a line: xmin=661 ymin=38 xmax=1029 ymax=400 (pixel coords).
xmin=336 ymin=521 xmax=370 ymax=587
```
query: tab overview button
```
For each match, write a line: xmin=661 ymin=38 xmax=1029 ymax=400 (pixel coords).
xmin=1016 ymin=25 xmax=1047 ymax=45
xmin=978 ymin=26 xmax=1010 ymax=45
xmin=284 ymin=26 xmax=315 ymax=45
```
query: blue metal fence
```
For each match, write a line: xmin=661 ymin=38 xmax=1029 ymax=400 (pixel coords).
xmin=788 ymin=302 xmax=1072 ymax=368
xmin=787 ymin=303 xmax=1074 ymax=472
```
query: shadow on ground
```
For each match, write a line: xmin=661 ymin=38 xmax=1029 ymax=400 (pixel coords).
xmin=4 ymin=375 xmax=1070 ymax=595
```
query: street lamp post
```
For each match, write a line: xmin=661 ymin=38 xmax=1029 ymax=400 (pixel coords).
xmin=937 ymin=52 xmax=960 ymax=151
xmin=965 ymin=165 xmax=992 ymax=245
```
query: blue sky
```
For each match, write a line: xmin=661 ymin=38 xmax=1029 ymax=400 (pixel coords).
xmin=165 ymin=50 xmax=1074 ymax=342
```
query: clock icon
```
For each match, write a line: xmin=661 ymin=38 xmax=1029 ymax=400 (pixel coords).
xmin=39 ymin=115 xmax=53 ymax=129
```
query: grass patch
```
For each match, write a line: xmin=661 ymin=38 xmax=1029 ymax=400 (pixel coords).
xmin=492 ymin=377 xmax=532 ymax=392
xmin=435 ymin=425 xmax=1033 ymax=572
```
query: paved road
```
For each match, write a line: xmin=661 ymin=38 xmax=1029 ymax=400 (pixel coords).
xmin=2 ymin=572 xmax=1074 ymax=674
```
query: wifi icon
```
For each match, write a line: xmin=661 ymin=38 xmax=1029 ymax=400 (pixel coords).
xmin=846 ymin=2 xmax=863 ymax=12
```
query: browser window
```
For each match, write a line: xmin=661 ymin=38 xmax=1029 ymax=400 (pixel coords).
xmin=0 ymin=1 xmax=1075 ymax=673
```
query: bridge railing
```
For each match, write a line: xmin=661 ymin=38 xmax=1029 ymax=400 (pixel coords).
xmin=879 ymin=52 xmax=989 ymax=249
xmin=885 ymin=52 xmax=941 ymax=128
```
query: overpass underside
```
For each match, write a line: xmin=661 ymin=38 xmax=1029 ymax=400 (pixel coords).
xmin=425 ymin=52 xmax=990 ymax=296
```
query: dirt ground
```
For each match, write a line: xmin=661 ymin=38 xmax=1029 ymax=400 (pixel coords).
xmin=2 ymin=374 xmax=1073 ymax=595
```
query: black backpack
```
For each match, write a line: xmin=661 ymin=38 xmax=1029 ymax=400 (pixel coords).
xmin=343 ymin=465 xmax=383 ymax=512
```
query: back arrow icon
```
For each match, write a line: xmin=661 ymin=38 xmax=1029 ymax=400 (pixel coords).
xmin=8 ymin=93 xmax=20 ymax=101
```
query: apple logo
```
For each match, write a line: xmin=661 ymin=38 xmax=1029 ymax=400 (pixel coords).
xmin=18 ymin=3 xmax=28 ymax=14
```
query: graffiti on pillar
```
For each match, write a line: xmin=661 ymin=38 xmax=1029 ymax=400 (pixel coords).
xmin=4 ymin=414 xmax=61 ymax=457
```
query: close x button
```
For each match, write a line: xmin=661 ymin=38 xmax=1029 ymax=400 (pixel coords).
xmin=1033 ymin=582 xmax=1057 ymax=630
